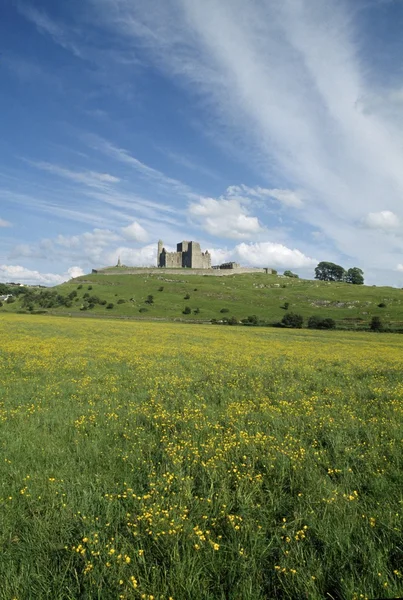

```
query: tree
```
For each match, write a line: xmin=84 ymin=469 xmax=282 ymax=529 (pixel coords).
xmin=145 ymin=295 xmax=154 ymax=305
xmin=308 ymin=316 xmax=336 ymax=330
xmin=183 ymin=306 xmax=191 ymax=314
xmin=370 ymin=316 xmax=383 ymax=331
xmin=315 ymin=262 xmax=345 ymax=282
xmin=228 ymin=316 xmax=238 ymax=325
xmin=281 ymin=312 xmax=303 ymax=328
xmin=284 ymin=270 xmax=299 ymax=278
xmin=345 ymin=267 xmax=364 ymax=285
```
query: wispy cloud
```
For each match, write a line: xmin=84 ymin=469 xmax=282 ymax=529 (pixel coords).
xmin=90 ymin=0 xmax=403 ymax=274
xmin=28 ymin=161 xmax=120 ymax=187
xmin=86 ymin=134 xmax=198 ymax=199
xmin=16 ymin=2 xmax=83 ymax=58
xmin=0 ymin=218 xmax=11 ymax=227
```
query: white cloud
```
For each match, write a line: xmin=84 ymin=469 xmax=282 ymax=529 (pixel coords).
xmin=397 ymin=264 xmax=403 ymax=272
xmin=189 ymin=194 xmax=264 ymax=239
xmin=121 ymin=221 xmax=149 ymax=242
xmin=362 ymin=210 xmax=400 ymax=230
xmin=105 ymin=244 xmax=157 ymax=267
xmin=0 ymin=218 xmax=11 ymax=227
xmin=29 ymin=161 xmax=120 ymax=187
xmin=0 ymin=264 xmax=62 ymax=285
xmin=86 ymin=135 xmax=197 ymax=199
xmin=227 ymin=185 xmax=304 ymax=208
xmin=234 ymin=242 xmax=316 ymax=269
xmin=10 ymin=228 xmax=121 ymax=265
xmin=67 ymin=266 xmax=85 ymax=279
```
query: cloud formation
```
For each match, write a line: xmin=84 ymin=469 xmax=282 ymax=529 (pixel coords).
xmin=0 ymin=218 xmax=11 ymax=227
xmin=362 ymin=210 xmax=400 ymax=231
xmin=0 ymin=264 xmax=83 ymax=285
xmin=189 ymin=195 xmax=263 ymax=239
xmin=121 ymin=221 xmax=149 ymax=242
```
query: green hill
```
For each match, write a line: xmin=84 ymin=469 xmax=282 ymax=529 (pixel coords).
xmin=1 ymin=270 xmax=403 ymax=329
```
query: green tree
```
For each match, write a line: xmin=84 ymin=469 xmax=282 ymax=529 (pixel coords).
xmin=183 ymin=306 xmax=191 ymax=314
xmin=308 ymin=316 xmax=336 ymax=330
xmin=315 ymin=262 xmax=345 ymax=282
xmin=370 ymin=316 xmax=383 ymax=331
xmin=284 ymin=270 xmax=299 ymax=278
xmin=281 ymin=312 xmax=303 ymax=328
xmin=345 ymin=267 xmax=364 ymax=285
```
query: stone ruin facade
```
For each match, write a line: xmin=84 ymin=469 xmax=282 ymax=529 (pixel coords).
xmin=158 ymin=240 xmax=212 ymax=269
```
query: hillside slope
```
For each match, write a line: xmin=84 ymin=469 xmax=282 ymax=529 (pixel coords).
xmin=1 ymin=271 xmax=402 ymax=328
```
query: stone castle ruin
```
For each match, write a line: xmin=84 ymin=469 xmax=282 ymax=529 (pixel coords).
xmin=92 ymin=239 xmax=274 ymax=275
xmin=158 ymin=240 xmax=211 ymax=269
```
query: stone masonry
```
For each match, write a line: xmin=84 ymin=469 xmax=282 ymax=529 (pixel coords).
xmin=158 ymin=240 xmax=211 ymax=269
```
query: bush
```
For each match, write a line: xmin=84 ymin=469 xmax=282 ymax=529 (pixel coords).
xmin=77 ymin=284 xmax=83 ymax=290
xmin=228 ymin=316 xmax=238 ymax=325
xmin=184 ymin=293 xmax=190 ymax=300
xmin=0 ymin=301 xmax=3 ymax=308
xmin=242 ymin=315 xmax=258 ymax=325
xmin=83 ymin=293 xmax=90 ymax=299
xmin=106 ymin=303 xmax=114 ymax=310
xmin=194 ymin=288 xmax=198 ymax=291
xmin=183 ymin=306 xmax=191 ymax=315
xmin=283 ymin=302 xmax=289 ymax=310
xmin=378 ymin=302 xmax=386 ymax=308
xmin=158 ymin=286 xmax=164 ymax=292
xmin=88 ymin=285 xmax=92 ymax=290
xmin=281 ymin=312 xmax=303 ymax=328
xmin=193 ymin=308 xmax=200 ymax=314
xmin=117 ymin=299 xmax=126 ymax=304
xmin=6 ymin=296 xmax=15 ymax=304
xmin=145 ymin=295 xmax=154 ymax=305
xmin=139 ymin=307 xmax=148 ymax=313
xmin=99 ymin=300 xmax=107 ymax=306
xmin=308 ymin=316 xmax=336 ymax=330
xmin=88 ymin=303 xmax=95 ymax=309
xmin=220 ymin=308 xmax=229 ymax=313
xmin=370 ymin=316 xmax=383 ymax=331
xmin=284 ymin=270 xmax=298 ymax=278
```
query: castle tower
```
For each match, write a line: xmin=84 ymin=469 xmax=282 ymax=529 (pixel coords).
xmin=157 ymin=240 xmax=163 ymax=267
xmin=117 ymin=256 xmax=121 ymax=267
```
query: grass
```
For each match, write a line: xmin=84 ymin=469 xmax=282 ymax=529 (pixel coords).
xmin=2 ymin=271 xmax=403 ymax=329
xmin=1 ymin=314 xmax=403 ymax=599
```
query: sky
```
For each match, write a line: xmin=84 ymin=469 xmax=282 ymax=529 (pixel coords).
xmin=1 ymin=0 xmax=403 ymax=286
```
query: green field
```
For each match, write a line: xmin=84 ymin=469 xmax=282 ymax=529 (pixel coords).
xmin=2 ymin=271 xmax=403 ymax=329
xmin=1 ymin=314 xmax=402 ymax=599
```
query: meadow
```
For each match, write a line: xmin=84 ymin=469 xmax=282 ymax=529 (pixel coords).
xmin=1 ymin=314 xmax=402 ymax=599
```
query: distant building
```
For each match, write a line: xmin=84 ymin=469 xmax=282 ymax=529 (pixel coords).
xmin=157 ymin=240 xmax=211 ymax=269
xmin=213 ymin=261 xmax=241 ymax=270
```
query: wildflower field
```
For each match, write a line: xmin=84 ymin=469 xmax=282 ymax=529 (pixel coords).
xmin=1 ymin=315 xmax=402 ymax=600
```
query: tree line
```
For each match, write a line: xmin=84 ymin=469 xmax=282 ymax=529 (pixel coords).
xmin=314 ymin=262 xmax=364 ymax=284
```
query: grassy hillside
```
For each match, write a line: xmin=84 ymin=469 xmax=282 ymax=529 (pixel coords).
xmin=1 ymin=271 xmax=403 ymax=328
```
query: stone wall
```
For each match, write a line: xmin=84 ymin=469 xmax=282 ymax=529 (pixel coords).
xmin=94 ymin=267 xmax=273 ymax=277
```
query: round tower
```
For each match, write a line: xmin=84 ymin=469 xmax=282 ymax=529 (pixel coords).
xmin=157 ymin=240 xmax=163 ymax=267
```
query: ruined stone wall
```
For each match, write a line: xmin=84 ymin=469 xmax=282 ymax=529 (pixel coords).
xmin=95 ymin=267 xmax=272 ymax=276
xmin=162 ymin=252 xmax=182 ymax=268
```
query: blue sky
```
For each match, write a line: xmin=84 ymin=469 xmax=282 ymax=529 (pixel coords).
xmin=1 ymin=0 xmax=403 ymax=285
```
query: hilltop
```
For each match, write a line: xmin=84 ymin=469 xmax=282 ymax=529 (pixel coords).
xmin=1 ymin=270 xmax=402 ymax=329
